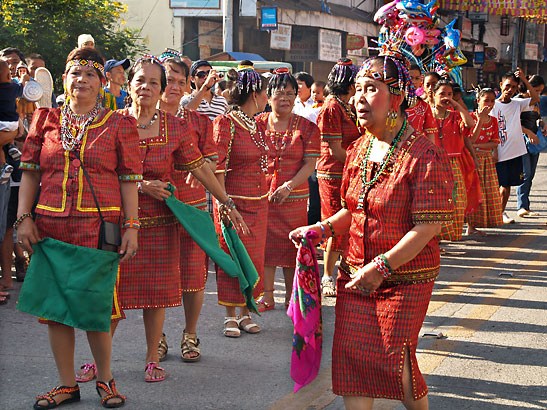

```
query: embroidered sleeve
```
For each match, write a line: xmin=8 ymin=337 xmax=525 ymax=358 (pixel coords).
xmin=193 ymin=111 xmax=218 ymax=160
xmin=411 ymin=146 xmax=455 ymax=224
xmin=213 ymin=115 xmax=232 ymax=174
xmin=423 ymin=103 xmax=438 ymax=135
xmin=317 ymin=103 xmax=342 ymax=142
xmin=20 ymin=108 xmax=50 ymax=172
xmin=303 ymin=119 xmax=321 ymax=158
xmin=116 ymin=115 xmax=143 ymax=181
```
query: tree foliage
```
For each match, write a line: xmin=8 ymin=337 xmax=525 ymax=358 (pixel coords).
xmin=0 ymin=0 xmax=147 ymax=91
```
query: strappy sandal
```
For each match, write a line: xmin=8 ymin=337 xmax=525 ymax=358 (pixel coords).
xmin=237 ymin=315 xmax=261 ymax=334
xmin=321 ymin=275 xmax=336 ymax=297
xmin=144 ymin=362 xmax=166 ymax=382
xmin=223 ymin=316 xmax=241 ymax=338
xmin=158 ymin=333 xmax=168 ymax=362
xmin=96 ymin=379 xmax=126 ymax=408
xmin=75 ymin=362 xmax=97 ymax=382
xmin=257 ymin=289 xmax=275 ymax=312
xmin=181 ymin=330 xmax=201 ymax=362
xmin=34 ymin=385 xmax=80 ymax=409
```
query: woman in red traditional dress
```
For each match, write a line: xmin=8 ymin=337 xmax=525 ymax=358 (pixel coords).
xmin=316 ymin=58 xmax=360 ymax=297
xmin=111 ymin=57 xmax=247 ymax=382
xmin=290 ymin=55 xmax=454 ymax=410
xmin=467 ymin=88 xmax=503 ymax=234
xmin=17 ymin=47 xmax=140 ymax=408
xmin=156 ymin=56 xmax=217 ymax=362
xmin=431 ymin=80 xmax=480 ymax=241
xmin=406 ymin=65 xmax=437 ymax=143
xmin=213 ymin=64 xmax=269 ymax=337
xmin=255 ymin=69 xmax=320 ymax=311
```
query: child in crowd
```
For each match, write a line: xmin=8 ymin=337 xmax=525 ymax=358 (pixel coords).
xmin=0 ymin=59 xmax=27 ymax=183
xmin=406 ymin=65 xmax=437 ymax=142
xmin=311 ymin=80 xmax=326 ymax=108
xmin=467 ymin=88 xmax=503 ymax=234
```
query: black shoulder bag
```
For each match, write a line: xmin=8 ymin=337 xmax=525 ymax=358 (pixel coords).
xmin=79 ymin=159 xmax=122 ymax=253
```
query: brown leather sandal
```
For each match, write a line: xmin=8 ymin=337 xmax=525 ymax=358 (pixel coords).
xmin=158 ymin=333 xmax=168 ymax=362
xmin=181 ymin=330 xmax=201 ymax=362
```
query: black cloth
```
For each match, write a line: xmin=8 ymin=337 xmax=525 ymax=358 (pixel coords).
xmin=496 ymin=155 xmax=524 ymax=187
xmin=0 ymin=81 xmax=23 ymax=122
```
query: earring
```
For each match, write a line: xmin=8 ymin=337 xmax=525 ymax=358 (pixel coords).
xmin=254 ymin=95 xmax=259 ymax=111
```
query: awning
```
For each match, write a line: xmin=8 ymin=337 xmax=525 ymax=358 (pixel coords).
xmin=208 ymin=51 xmax=266 ymax=61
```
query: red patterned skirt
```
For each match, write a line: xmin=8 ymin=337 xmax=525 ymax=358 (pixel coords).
xmin=317 ymin=176 xmax=348 ymax=252
xmin=265 ymin=199 xmax=307 ymax=268
xmin=332 ymin=265 xmax=434 ymax=399
xmin=467 ymin=151 xmax=503 ymax=228
xmin=35 ymin=214 xmax=124 ymax=325
xmin=118 ymin=218 xmax=182 ymax=309
xmin=213 ymin=197 xmax=268 ymax=307
xmin=180 ymin=208 xmax=209 ymax=292
xmin=440 ymin=156 xmax=466 ymax=241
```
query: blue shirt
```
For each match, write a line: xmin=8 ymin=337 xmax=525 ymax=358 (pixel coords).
xmin=0 ymin=81 xmax=23 ymax=122
xmin=103 ymin=87 xmax=127 ymax=109
xmin=539 ymin=95 xmax=547 ymax=117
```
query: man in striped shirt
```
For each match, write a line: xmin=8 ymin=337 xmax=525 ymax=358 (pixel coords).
xmin=180 ymin=59 xmax=228 ymax=121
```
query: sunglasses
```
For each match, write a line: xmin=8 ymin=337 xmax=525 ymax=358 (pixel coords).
xmin=195 ymin=70 xmax=224 ymax=79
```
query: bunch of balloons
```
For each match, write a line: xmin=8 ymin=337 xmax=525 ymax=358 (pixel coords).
xmin=373 ymin=0 xmax=467 ymax=86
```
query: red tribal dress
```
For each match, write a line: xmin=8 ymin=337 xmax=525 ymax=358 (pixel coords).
xmin=316 ymin=95 xmax=360 ymax=252
xmin=117 ymin=110 xmax=205 ymax=309
xmin=333 ymin=131 xmax=454 ymax=399
xmin=255 ymin=113 xmax=320 ymax=267
xmin=406 ymin=98 xmax=438 ymax=138
xmin=435 ymin=110 xmax=481 ymax=241
xmin=467 ymin=113 xmax=503 ymax=228
xmin=174 ymin=107 xmax=217 ymax=292
xmin=20 ymin=108 xmax=143 ymax=323
xmin=213 ymin=112 xmax=269 ymax=306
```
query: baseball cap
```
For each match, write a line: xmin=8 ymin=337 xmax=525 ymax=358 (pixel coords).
xmin=190 ymin=59 xmax=212 ymax=77
xmin=104 ymin=59 xmax=130 ymax=73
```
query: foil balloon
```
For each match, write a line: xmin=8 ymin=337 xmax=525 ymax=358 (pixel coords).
xmin=445 ymin=47 xmax=467 ymax=67
xmin=448 ymin=66 xmax=463 ymax=87
xmin=374 ymin=0 xmax=400 ymax=25
xmin=443 ymin=19 xmax=461 ymax=50
xmin=396 ymin=0 xmax=438 ymax=26
xmin=405 ymin=27 xmax=425 ymax=46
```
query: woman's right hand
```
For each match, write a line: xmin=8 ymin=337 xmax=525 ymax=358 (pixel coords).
xmin=141 ymin=180 xmax=171 ymax=200
xmin=289 ymin=224 xmax=323 ymax=247
xmin=16 ymin=218 xmax=41 ymax=255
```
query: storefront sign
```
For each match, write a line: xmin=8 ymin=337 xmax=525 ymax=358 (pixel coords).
xmin=347 ymin=34 xmax=365 ymax=51
xmin=170 ymin=0 xmax=220 ymax=9
xmin=270 ymin=24 xmax=292 ymax=51
xmin=288 ymin=28 xmax=318 ymax=62
xmin=524 ymin=43 xmax=538 ymax=61
xmin=260 ymin=6 xmax=278 ymax=30
xmin=319 ymin=29 xmax=342 ymax=62
xmin=474 ymin=51 xmax=484 ymax=65
xmin=485 ymin=47 xmax=498 ymax=60
xmin=482 ymin=61 xmax=496 ymax=72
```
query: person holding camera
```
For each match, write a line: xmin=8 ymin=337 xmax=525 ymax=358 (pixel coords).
xmin=179 ymin=59 xmax=228 ymax=121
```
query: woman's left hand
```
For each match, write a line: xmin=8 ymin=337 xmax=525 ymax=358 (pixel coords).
xmin=345 ymin=262 xmax=384 ymax=295
xmin=268 ymin=185 xmax=291 ymax=204
xmin=119 ymin=228 xmax=138 ymax=263
xmin=225 ymin=208 xmax=250 ymax=236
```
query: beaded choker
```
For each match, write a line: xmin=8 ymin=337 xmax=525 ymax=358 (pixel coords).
xmin=230 ymin=109 xmax=269 ymax=173
xmin=356 ymin=119 xmax=408 ymax=209
xmin=60 ymin=101 xmax=102 ymax=151
xmin=266 ymin=114 xmax=297 ymax=193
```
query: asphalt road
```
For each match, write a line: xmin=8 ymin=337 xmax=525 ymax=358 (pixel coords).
xmin=1 ymin=155 xmax=546 ymax=410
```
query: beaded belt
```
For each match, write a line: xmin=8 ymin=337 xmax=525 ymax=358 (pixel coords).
xmin=139 ymin=215 xmax=178 ymax=228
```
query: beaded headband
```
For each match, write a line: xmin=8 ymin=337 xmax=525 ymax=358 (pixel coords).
xmin=236 ymin=66 xmax=262 ymax=93
xmin=159 ymin=48 xmax=184 ymax=62
xmin=272 ymin=67 xmax=290 ymax=75
xmin=135 ymin=54 xmax=166 ymax=72
xmin=65 ymin=59 xmax=105 ymax=77
xmin=329 ymin=59 xmax=358 ymax=84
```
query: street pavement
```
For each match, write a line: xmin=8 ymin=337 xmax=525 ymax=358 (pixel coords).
xmin=1 ymin=155 xmax=546 ymax=410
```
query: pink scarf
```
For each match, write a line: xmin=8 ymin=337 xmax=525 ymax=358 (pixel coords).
xmin=287 ymin=230 xmax=323 ymax=392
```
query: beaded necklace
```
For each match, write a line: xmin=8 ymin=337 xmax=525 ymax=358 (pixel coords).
xmin=230 ymin=109 xmax=269 ymax=173
xmin=475 ymin=113 xmax=494 ymax=143
xmin=266 ymin=113 xmax=297 ymax=192
xmin=333 ymin=95 xmax=357 ymax=124
xmin=129 ymin=108 xmax=159 ymax=129
xmin=60 ymin=100 xmax=102 ymax=152
xmin=356 ymin=119 xmax=407 ymax=210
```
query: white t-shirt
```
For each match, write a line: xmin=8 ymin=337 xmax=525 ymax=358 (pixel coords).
xmin=491 ymin=98 xmax=532 ymax=162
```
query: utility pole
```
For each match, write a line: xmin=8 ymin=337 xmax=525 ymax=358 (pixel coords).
xmin=512 ymin=17 xmax=520 ymax=71
xmin=223 ymin=0 xmax=233 ymax=52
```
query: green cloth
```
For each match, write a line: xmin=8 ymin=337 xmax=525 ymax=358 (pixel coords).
xmin=17 ymin=237 xmax=120 ymax=332
xmin=164 ymin=184 xmax=258 ymax=313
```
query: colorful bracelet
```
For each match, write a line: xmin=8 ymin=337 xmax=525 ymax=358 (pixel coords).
xmin=283 ymin=182 xmax=293 ymax=192
xmin=315 ymin=222 xmax=326 ymax=245
xmin=326 ymin=220 xmax=335 ymax=237
xmin=372 ymin=254 xmax=393 ymax=279
xmin=13 ymin=213 xmax=33 ymax=230
xmin=123 ymin=217 xmax=141 ymax=229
